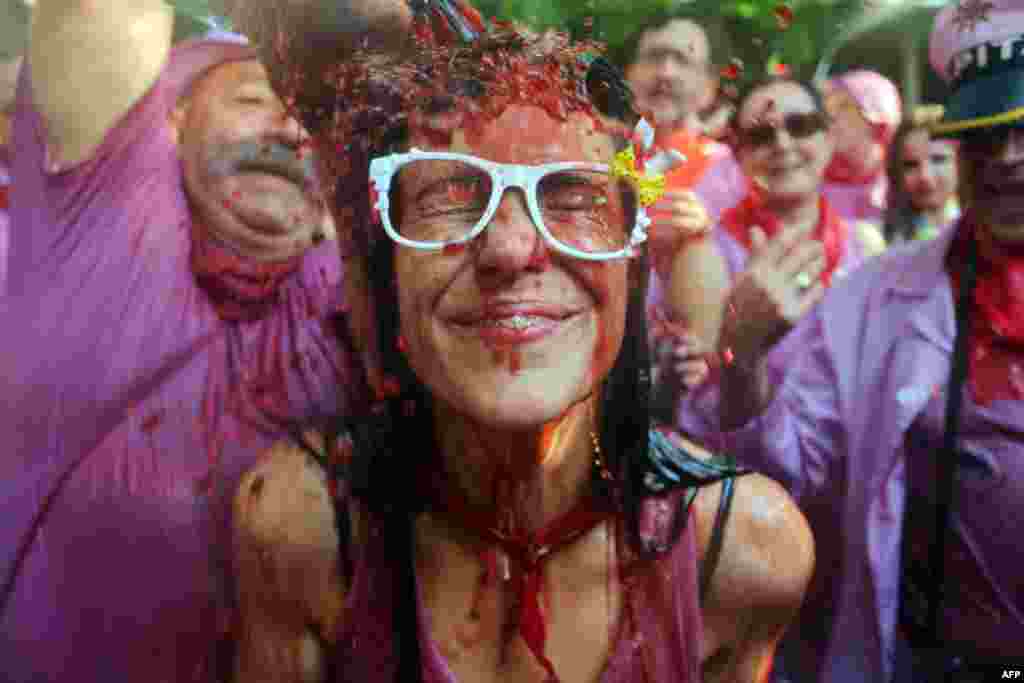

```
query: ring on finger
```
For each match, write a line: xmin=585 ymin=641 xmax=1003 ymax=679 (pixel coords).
xmin=794 ymin=271 xmax=814 ymax=290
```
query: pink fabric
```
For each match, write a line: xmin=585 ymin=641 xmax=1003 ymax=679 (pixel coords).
xmin=688 ymin=140 xmax=747 ymax=224
xmin=930 ymin=0 xmax=1022 ymax=83
xmin=822 ymin=175 xmax=888 ymax=226
xmin=0 ymin=149 xmax=8 ymax=295
xmin=0 ymin=40 xmax=359 ymax=681
xmin=827 ymin=70 xmax=902 ymax=144
xmin=334 ymin=493 xmax=704 ymax=682
xmin=721 ymin=226 xmax=1024 ymax=681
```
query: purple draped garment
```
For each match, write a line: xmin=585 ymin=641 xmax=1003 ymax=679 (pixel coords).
xmin=721 ymin=226 xmax=1024 ymax=681
xmin=0 ymin=39 xmax=358 ymax=681
xmin=0 ymin=144 xmax=8 ymax=293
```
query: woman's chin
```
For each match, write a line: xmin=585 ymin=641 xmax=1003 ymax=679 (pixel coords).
xmin=451 ymin=379 xmax=588 ymax=432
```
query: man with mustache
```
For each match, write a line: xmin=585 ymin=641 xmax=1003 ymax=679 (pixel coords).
xmin=0 ymin=0 xmax=409 ymax=680
xmin=714 ymin=1 xmax=1024 ymax=680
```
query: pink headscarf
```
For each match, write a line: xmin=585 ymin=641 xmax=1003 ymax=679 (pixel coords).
xmin=828 ymin=69 xmax=903 ymax=145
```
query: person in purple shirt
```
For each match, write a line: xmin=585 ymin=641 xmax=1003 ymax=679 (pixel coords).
xmin=619 ymin=13 xmax=749 ymax=416
xmin=0 ymin=0 xmax=405 ymax=679
xmin=713 ymin=2 xmax=1024 ymax=680
xmin=657 ymin=76 xmax=867 ymax=440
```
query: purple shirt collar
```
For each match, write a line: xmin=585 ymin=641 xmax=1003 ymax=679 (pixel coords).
xmin=888 ymin=220 xmax=959 ymax=297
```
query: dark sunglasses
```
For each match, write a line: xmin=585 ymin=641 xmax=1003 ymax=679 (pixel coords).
xmin=739 ymin=111 xmax=829 ymax=147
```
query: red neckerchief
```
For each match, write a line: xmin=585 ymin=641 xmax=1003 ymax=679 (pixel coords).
xmin=424 ymin=462 xmax=611 ymax=682
xmin=0 ymin=183 xmax=9 ymax=211
xmin=722 ymin=193 xmax=847 ymax=287
xmin=824 ymin=152 xmax=884 ymax=186
xmin=659 ymin=128 xmax=715 ymax=190
xmin=947 ymin=212 xmax=1024 ymax=404
xmin=189 ymin=222 xmax=303 ymax=322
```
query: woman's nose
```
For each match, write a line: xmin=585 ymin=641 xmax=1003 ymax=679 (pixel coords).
xmin=474 ymin=189 xmax=547 ymax=275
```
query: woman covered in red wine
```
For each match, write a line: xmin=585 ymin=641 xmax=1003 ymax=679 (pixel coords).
xmin=226 ymin=7 xmax=814 ymax=683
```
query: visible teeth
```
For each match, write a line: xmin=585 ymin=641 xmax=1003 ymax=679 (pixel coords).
xmin=485 ymin=314 xmax=537 ymax=329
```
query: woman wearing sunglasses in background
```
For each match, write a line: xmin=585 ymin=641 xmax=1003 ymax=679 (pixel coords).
xmin=666 ymin=76 xmax=865 ymax=441
xmin=883 ymin=105 xmax=960 ymax=246
xmin=227 ymin=18 xmax=815 ymax=683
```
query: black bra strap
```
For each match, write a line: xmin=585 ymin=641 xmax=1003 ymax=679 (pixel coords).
xmin=699 ymin=455 xmax=738 ymax=605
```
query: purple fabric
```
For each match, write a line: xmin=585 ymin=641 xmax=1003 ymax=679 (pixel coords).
xmin=0 ymin=40 xmax=358 ymax=682
xmin=689 ymin=141 xmax=747 ymax=224
xmin=335 ymin=494 xmax=704 ymax=682
xmin=719 ymin=224 xmax=1024 ymax=681
xmin=903 ymin=390 xmax=1024 ymax=655
xmin=822 ymin=176 xmax=887 ymax=227
xmin=0 ymin=147 xmax=8 ymax=294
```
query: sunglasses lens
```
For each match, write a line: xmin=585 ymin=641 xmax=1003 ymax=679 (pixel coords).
xmin=787 ymin=113 xmax=824 ymax=139
xmin=745 ymin=125 xmax=776 ymax=147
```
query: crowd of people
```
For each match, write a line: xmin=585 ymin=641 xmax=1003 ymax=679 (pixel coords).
xmin=1 ymin=0 xmax=1021 ymax=682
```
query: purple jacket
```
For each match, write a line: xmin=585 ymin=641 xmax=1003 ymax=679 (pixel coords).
xmin=0 ymin=146 xmax=8 ymax=293
xmin=0 ymin=40 xmax=357 ymax=681
xmin=722 ymin=224 xmax=1023 ymax=681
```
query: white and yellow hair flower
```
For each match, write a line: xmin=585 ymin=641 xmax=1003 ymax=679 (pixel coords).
xmin=610 ymin=118 xmax=686 ymax=207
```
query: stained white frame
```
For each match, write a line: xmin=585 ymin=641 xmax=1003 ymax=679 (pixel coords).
xmin=369 ymin=149 xmax=650 ymax=260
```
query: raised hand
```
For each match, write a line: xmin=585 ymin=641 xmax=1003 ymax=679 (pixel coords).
xmin=647 ymin=189 xmax=711 ymax=277
xmin=719 ymin=222 xmax=826 ymax=367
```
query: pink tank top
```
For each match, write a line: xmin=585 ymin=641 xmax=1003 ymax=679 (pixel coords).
xmin=331 ymin=493 xmax=704 ymax=682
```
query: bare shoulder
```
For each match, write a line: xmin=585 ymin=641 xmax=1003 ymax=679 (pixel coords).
xmin=666 ymin=433 xmax=814 ymax=613
xmin=693 ymin=465 xmax=814 ymax=615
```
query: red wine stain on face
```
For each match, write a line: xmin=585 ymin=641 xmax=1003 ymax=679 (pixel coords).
xmin=526 ymin=245 xmax=550 ymax=269
xmin=509 ymin=349 xmax=522 ymax=375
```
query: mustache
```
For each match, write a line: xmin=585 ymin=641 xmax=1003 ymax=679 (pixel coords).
xmin=208 ymin=140 xmax=320 ymax=190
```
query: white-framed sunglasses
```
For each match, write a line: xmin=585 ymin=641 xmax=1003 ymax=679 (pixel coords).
xmin=368 ymin=149 xmax=650 ymax=260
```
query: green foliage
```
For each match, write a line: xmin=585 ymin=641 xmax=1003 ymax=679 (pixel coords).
xmin=476 ymin=0 xmax=867 ymax=79
xmin=168 ymin=0 xmax=867 ymax=78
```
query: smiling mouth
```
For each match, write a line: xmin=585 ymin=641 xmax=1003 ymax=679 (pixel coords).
xmin=450 ymin=309 xmax=582 ymax=345
xmin=237 ymin=162 xmax=309 ymax=188
xmin=475 ymin=314 xmax=551 ymax=330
